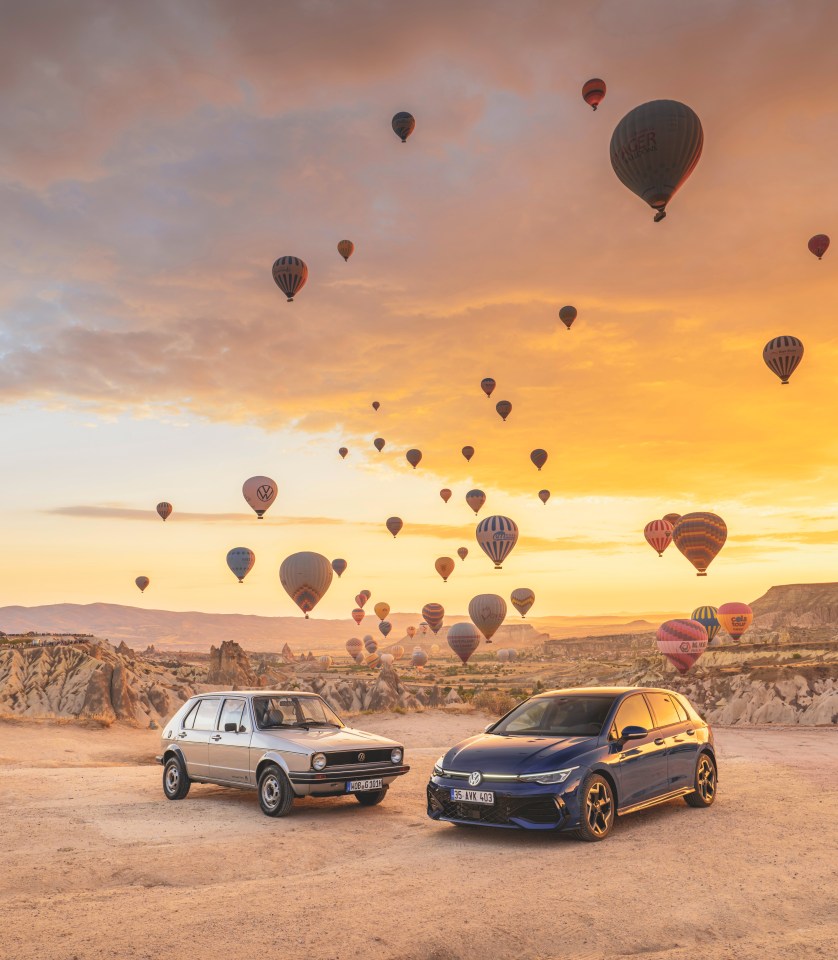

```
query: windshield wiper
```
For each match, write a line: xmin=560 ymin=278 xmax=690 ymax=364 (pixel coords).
xmin=302 ymin=720 xmax=340 ymax=727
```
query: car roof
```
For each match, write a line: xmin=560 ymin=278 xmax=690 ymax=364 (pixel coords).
xmin=533 ymin=686 xmax=681 ymax=697
xmin=187 ymin=690 xmax=321 ymax=700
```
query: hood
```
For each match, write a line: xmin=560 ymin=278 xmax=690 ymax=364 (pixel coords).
xmin=444 ymin=733 xmax=596 ymax=774
xmin=260 ymin=726 xmax=400 ymax=751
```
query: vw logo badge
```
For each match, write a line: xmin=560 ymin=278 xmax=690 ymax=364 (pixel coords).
xmin=468 ymin=771 xmax=482 ymax=787
xmin=358 ymin=752 xmax=365 ymax=762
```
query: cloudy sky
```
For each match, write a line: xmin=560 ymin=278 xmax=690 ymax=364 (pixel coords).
xmin=1 ymin=0 xmax=836 ymax=621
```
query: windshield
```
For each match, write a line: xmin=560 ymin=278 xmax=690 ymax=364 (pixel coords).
xmin=492 ymin=695 xmax=616 ymax=738
xmin=253 ymin=695 xmax=344 ymax=729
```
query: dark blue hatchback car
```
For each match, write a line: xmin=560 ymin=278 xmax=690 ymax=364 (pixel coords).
xmin=427 ymin=686 xmax=717 ymax=841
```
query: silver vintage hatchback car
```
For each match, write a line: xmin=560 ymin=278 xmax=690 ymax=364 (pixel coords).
xmin=157 ymin=690 xmax=410 ymax=816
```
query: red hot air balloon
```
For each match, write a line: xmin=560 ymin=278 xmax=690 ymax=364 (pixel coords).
xmin=559 ymin=305 xmax=577 ymax=330
xmin=663 ymin=513 xmax=681 ymax=526
xmin=763 ymin=336 xmax=804 ymax=385
xmin=440 ymin=488 xmax=452 ymax=503
xmin=435 ymin=557 xmax=455 ymax=582
xmin=374 ymin=437 xmax=385 ymax=452
xmin=530 ymin=449 xmax=548 ymax=471
xmin=481 ymin=377 xmax=496 ymax=398
xmin=717 ymin=602 xmax=753 ymax=641
xmin=495 ymin=400 xmax=512 ymax=422
xmin=672 ymin=512 xmax=727 ymax=576
xmin=466 ymin=489 xmax=486 ymax=514
xmin=355 ymin=593 xmax=367 ymax=608
xmin=156 ymin=502 xmax=172 ymax=522
xmin=272 ymin=256 xmax=308 ymax=301
xmin=656 ymin=619 xmax=708 ymax=674
xmin=582 ymin=78 xmax=606 ymax=111
xmin=337 ymin=240 xmax=354 ymax=262
xmin=421 ymin=602 xmax=444 ymax=634
xmin=457 ymin=547 xmax=468 ymax=561
xmin=461 ymin=446 xmax=475 ymax=462
xmin=392 ymin=111 xmax=415 ymax=142
xmin=372 ymin=401 xmax=380 ymax=411
xmin=338 ymin=447 xmax=348 ymax=459
xmin=808 ymin=234 xmax=829 ymax=260
xmin=644 ymin=519 xmax=674 ymax=557
xmin=360 ymin=589 xmax=371 ymax=602
xmin=386 ymin=517 xmax=403 ymax=538
xmin=447 ymin=623 xmax=481 ymax=664
xmin=610 ymin=100 xmax=703 ymax=222
xmin=351 ymin=608 xmax=365 ymax=625
xmin=331 ymin=559 xmax=347 ymax=578
xmin=406 ymin=449 xmax=422 ymax=469
xmin=538 ymin=490 xmax=550 ymax=505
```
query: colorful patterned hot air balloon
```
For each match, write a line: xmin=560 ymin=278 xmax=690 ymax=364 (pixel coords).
xmin=364 ymin=635 xmax=378 ymax=653
xmin=672 ymin=513 xmax=727 ymax=576
xmin=227 ymin=547 xmax=256 ymax=583
xmin=763 ymin=336 xmax=804 ymax=385
xmin=243 ymin=476 xmax=277 ymax=519
xmin=466 ymin=489 xmax=486 ymax=514
xmin=406 ymin=449 xmax=422 ymax=469
xmin=808 ymin=234 xmax=829 ymax=260
xmin=338 ymin=447 xmax=348 ymax=459
xmin=337 ymin=240 xmax=354 ymax=262
xmin=392 ymin=111 xmax=415 ymax=142
xmin=468 ymin=594 xmax=506 ymax=643
xmin=495 ymin=400 xmax=512 ymax=421
xmin=610 ymin=100 xmax=703 ymax=221
xmin=457 ymin=547 xmax=468 ymax=561
xmin=510 ymin=587 xmax=535 ymax=618
xmin=447 ymin=623 xmax=480 ymax=664
xmin=331 ymin=558 xmax=347 ymax=578
xmin=538 ymin=490 xmax=550 ymax=505
xmin=386 ymin=517 xmax=403 ymax=538
xmin=364 ymin=651 xmax=382 ymax=669
xmin=481 ymin=377 xmax=496 ymax=398
xmin=378 ymin=620 xmax=392 ymax=638
xmin=440 ymin=488 xmax=452 ymax=503
xmin=656 ymin=619 xmax=708 ymax=674
xmin=390 ymin=645 xmax=405 ymax=661
xmin=406 ymin=626 xmax=416 ymax=639
xmin=279 ymin=551 xmax=333 ymax=618
xmin=374 ymin=437 xmax=385 ymax=452
xmin=461 ymin=445 xmax=475 ymax=462
xmin=351 ymin=608 xmax=365 ymax=625
xmin=691 ymin=606 xmax=721 ymax=644
xmin=156 ymin=502 xmax=172 ymax=522
xmin=346 ymin=637 xmax=363 ymax=659
xmin=354 ymin=593 xmax=367 ymax=608
xmin=372 ymin=401 xmax=380 ymax=411
xmin=422 ymin=602 xmax=444 ymax=634
xmin=582 ymin=78 xmax=606 ymax=111
xmin=360 ymin=589 xmax=371 ymax=602
xmin=318 ymin=655 xmax=332 ymax=668
xmin=717 ymin=602 xmax=753 ymax=641
xmin=530 ymin=449 xmax=548 ymax=471
xmin=135 ymin=576 xmax=149 ymax=594
xmin=374 ymin=602 xmax=390 ymax=621
xmin=435 ymin=557 xmax=455 ymax=582
xmin=644 ymin=519 xmax=674 ymax=557
xmin=271 ymin=256 xmax=308 ymax=301
xmin=476 ymin=515 xmax=519 ymax=569
xmin=411 ymin=648 xmax=428 ymax=669
xmin=559 ymin=305 xmax=577 ymax=330
xmin=663 ymin=513 xmax=681 ymax=526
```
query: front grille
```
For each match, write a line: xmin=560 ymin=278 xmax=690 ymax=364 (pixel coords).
xmin=324 ymin=749 xmax=393 ymax=767
xmin=427 ymin=784 xmax=563 ymax=827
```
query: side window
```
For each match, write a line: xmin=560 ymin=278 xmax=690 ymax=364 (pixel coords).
xmin=671 ymin=696 xmax=689 ymax=722
xmin=646 ymin=693 xmax=682 ymax=728
xmin=218 ymin=698 xmax=246 ymax=731
xmin=612 ymin=695 xmax=654 ymax=738
xmin=181 ymin=702 xmax=200 ymax=729
xmin=192 ymin=699 xmax=221 ymax=731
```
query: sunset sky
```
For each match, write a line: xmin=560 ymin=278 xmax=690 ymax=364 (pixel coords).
xmin=1 ymin=0 xmax=836 ymax=622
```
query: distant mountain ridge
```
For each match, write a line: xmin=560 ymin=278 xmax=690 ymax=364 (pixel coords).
xmin=750 ymin=583 xmax=838 ymax=630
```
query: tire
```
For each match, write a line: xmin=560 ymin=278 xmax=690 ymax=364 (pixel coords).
xmin=258 ymin=764 xmax=295 ymax=818
xmin=162 ymin=755 xmax=190 ymax=800
xmin=354 ymin=786 xmax=388 ymax=807
xmin=685 ymin=753 xmax=717 ymax=808
xmin=571 ymin=773 xmax=615 ymax=842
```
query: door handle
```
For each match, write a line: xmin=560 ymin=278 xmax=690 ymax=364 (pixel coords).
xmin=177 ymin=732 xmax=188 ymax=738
xmin=210 ymin=734 xmax=222 ymax=741
xmin=686 ymin=729 xmax=696 ymax=736
xmin=673 ymin=737 xmax=683 ymax=743
xmin=654 ymin=738 xmax=665 ymax=746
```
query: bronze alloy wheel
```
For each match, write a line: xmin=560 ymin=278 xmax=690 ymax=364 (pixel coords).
xmin=585 ymin=779 xmax=614 ymax=838
xmin=696 ymin=755 xmax=716 ymax=802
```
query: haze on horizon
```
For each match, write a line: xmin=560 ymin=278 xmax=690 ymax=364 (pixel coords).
xmin=1 ymin=0 xmax=836 ymax=623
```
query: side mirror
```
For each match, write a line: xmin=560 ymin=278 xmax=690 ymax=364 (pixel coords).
xmin=484 ymin=723 xmax=496 ymax=733
xmin=620 ymin=725 xmax=648 ymax=741
xmin=224 ymin=722 xmax=238 ymax=733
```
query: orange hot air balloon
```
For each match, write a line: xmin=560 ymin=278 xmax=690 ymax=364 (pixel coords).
xmin=559 ymin=305 xmax=577 ymax=330
xmin=461 ymin=446 xmax=475 ymax=462
xmin=481 ymin=377 xmax=496 ymax=398
xmin=338 ymin=447 xmax=348 ymax=459
xmin=717 ymin=602 xmax=753 ymax=641
xmin=374 ymin=437 xmax=385 ymax=452
xmin=156 ymin=502 xmax=172 ymax=522
xmin=656 ymin=619 xmax=708 ymax=674
xmin=337 ymin=240 xmax=354 ymax=261
xmin=372 ymin=401 xmax=380 ymax=411
xmin=351 ymin=608 xmax=365 ymax=625
xmin=663 ymin=513 xmax=681 ymax=526
xmin=672 ymin=512 xmax=727 ymax=576
xmin=374 ymin=601 xmax=390 ymax=621
xmin=406 ymin=626 xmax=416 ymax=640
xmin=495 ymin=400 xmax=512 ymax=422
xmin=538 ymin=490 xmax=550 ymax=505
xmin=530 ymin=449 xmax=548 ymax=471
xmin=644 ymin=519 xmax=674 ymax=557
xmin=406 ymin=449 xmax=422 ymax=469
xmin=385 ymin=517 xmax=403 ymax=538
xmin=763 ymin=336 xmax=804 ymax=385
xmin=808 ymin=234 xmax=829 ymax=260
xmin=582 ymin=78 xmax=606 ymax=111
xmin=457 ymin=547 xmax=468 ymax=561
xmin=466 ymin=489 xmax=486 ymax=514
xmin=435 ymin=557 xmax=455 ymax=582
xmin=440 ymin=488 xmax=452 ymax=503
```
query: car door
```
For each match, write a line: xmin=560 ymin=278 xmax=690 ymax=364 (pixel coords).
xmin=611 ymin=694 xmax=669 ymax=808
xmin=646 ymin=691 xmax=699 ymax=791
xmin=208 ymin=697 xmax=253 ymax=785
xmin=176 ymin=698 xmax=220 ymax=779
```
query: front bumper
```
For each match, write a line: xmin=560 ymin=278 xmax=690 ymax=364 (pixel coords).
xmin=427 ymin=775 xmax=581 ymax=830
xmin=289 ymin=763 xmax=410 ymax=797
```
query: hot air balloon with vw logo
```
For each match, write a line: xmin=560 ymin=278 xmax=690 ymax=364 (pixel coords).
xmin=243 ymin=476 xmax=277 ymax=519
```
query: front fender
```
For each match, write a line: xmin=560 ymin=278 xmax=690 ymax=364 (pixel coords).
xmin=254 ymin=749 xmax=295 ymax=782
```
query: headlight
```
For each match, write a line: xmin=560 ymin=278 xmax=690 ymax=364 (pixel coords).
xmin=518 ymin=766 xmax=578 ymax=785
xmin=312 ymin=753 xmax=327 ymax=771
xmin=433 ymin=756 xmax=445 ymax=776
xmin=391 ymin=748 xmax=403 ymax=764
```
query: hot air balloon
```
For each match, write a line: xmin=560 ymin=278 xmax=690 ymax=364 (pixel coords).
xmin=227 ymin=547 xmax=256 ymax=583
xmin=430 ymin=643 xmax=441 ymax=655
xmin=337 ymin=240 xmax=354 ymax=262
xmin=672 ymin=513 xmax=727 ymax=576
xmin=364 ymin=635 xmax=378 ymax=653
xmin=374 ymin=601 xmax=390 ymax=621
xmin=717 ymin=602 xmax=753 ymax=642
xmin=440 ymin=488 xmax=452 ymax=503
xmin=497 ymin=648 xmax=510 ymax=663
xmin=663 ymin=513 xmax=681 ymax=526
xmin=763 ymin=336 xmax=804 ymax=385
xmin=468 ymin=594 xmax=506 ymax=643
xmin=691 ymin=606 xmax=721 ymax=644
xmin=386 ymin=517 xmax=403 ymax=538
xmin=538 ymin=490 xmax=550 ymax=505
xmin=135 ymin=576 xmax=149 ymax=594
xmin=351 ymin=608 xmax=365 ymax=625
xmin=406 ymin=449 xmax=422 ymax=469
xmin=378 ymin=620 xmax=392 ymax=638
xmin=411 ymin=649 xmax=428 ymax=669
xmin=610 ymin=100 xmax=703 ymax=222
xmin=406 ymin=626 xmax=416 ymax=640
xmin=422 ymin=602 xmax=444 ymax=634
xmin=271 ymin=256 xmax=308 ymax=301
xmin=279 ymin=552 xmax=333 ymax=619
xmin=331 ymin=558 xmax=347 ymax=578
xmin=480 ymin=377 xmax=496 ymax=398
xmin=364 ymin=651 xmax=382 ymax=669
xmin=530 ymin=449 xmax=548 ymax=471
xmin=476 ymin=515 xmax=519 ymax=569
xmin=507 ymin=648 xmax=518 ymax=662
xmin=644 ymin=519 xmax=674 ymax=557
xmin=447 ymin=623 xmax=480 ymax=665
xmin=466 ymin=489 xmax=486 ymax=514
xmin=390 ymin=645 xmax=405 ymax=660
xmin=318 ymin=655 xmax=332 ymax=668
xmin=380 ymin=653 xmax=394 ymax=666
xmin=510 ymin=587 xmax=535 ymax=618
xmin=462 ymin=446 xmax=475 ymax=462
xmin=808 ymin=234 xmax=829 ymax=260
xmin=156 ymin=502 xmax=172 ymax=522
xmin=495 ymin=400 xmax=512 ymax=421
xmin=243 ymin=476 xmax=277 ymax=519
xmin=372 ymin=401 xmax=380 ymax=411
xmin=346 ymin=637 xmax=363 ymax=659
xmin=392 ymin=111 xmax=415 ymax=142
xmin=435 ymin=557 xmax=455 ymax=582
xmin=338 ymin=447 xmax=348 ymax=459
xmin=355 ymin=592 xmax=368 ymax=608
xmin=656 ymin=619 xmax=708 ymax=674
xmin=582 ymin=78 xmax=606 ymax=111
xmin=559 ymin=306 xmax=577 ymax=330
xmin=374 ymin=437 xmax=385 ymax=452
xmin=360 ymin=589 xmax=371 ymax=602
xmin=457 ymin=547 xmax=468 ymax=561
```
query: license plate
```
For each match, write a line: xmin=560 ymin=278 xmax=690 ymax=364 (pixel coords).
xmin=347 ymin=778 xmax=383 ymax=792
xmin=451 ymin=788 xmax=495 ymax=805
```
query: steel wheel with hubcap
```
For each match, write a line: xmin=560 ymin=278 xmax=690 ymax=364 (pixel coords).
xmin=163 ymin=755 xmax=190 ymax=800
xmin=258 ymin=764 xmax=295 ymax=818
xmin=685 ymin=753 xmax=717 ymax=807
xmin=572 ymin=773 xmax=615 ymax=842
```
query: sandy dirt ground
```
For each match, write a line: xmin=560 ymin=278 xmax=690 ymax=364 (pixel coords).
xmin=1 ymin=712 xmax=836 ymax=960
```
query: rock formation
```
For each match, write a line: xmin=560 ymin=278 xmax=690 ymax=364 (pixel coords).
xmin=206 ymin=640 xmax=256 ymax=687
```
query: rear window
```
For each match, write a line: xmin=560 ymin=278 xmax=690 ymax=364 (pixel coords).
xmin=192 ymin=699 xmax=221 ymax=731
xmin=181 ymin=702 xmax=200 ymax=729
xmin=646 ymin=692 xmax=682 ymax=728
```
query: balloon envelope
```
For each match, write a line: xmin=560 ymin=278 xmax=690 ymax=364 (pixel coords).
xmin=351 ymin=608 xmax=365 ymax=625
xmin=338 ymin=447 xmax=348 ymax=459
xmin=457 ymin=547 xmax=468 ymax=560
xmin=337 ymin=240 xmax=354 ymax=261
xmin=386 ymin=517 xmax=403 ymax=538
xmin=406 ymin=449 xmax=422 ymax=469
xmin=644 ymin=519 xmax=674 ymax=557
xmin=663 ymin=513 xmax=681 ymax=526
xmin=559 ymin=306 xmax=577 ymax=330
xmin=447 ymin=623 xmax=481 ymax=664
xmin=435 ymin=557 xmax=455 ymax=582
xmin=411 ymin=649 xmax=428 ymax=668
xmin=318 ymin=655 xmax=332 ymax=668
xmin=808 ymin=234 xmax=829 ymax=259
xmin=497 ymin=648 xmax=510 ymax=663
xmin=378 ymin=620 xmax=392 ymax=638
xmin=691 ymin=606 xmax=721 ymax=643
xmin=372 ymin=401 xmax=380 ymax=411
xmin=331 ymin=558 xmax=347 ymax=578
xmin=510 ymin=588 xmax=535 ymax=618
xmin=374 ymin=602 xmax=390 ymax=621
xmin=538 ymin=490 xmax=550 ymax=504
xmin=440 ymin=488 xmax=452 ymax=503
xmin=360 ymin=589 xmax=371 ymax=602
xmin=468 ymin=594 xmax=507 ymax=643
xmin=763 ymin=336 xmax=803 ymax=385
xmin=717 ymin=602 xmax=753 ymax=641
xmin=495 ymin=400 xmax=512 ymax=421
xmin=466 ymin=489 xmax=486 ymax=514
xmin=406 ymin=626 xmax=416 ymax=639
xmin=374 ymin=437 xmax=385 ymax=452
xmin=461 ymin=446 xmax=475 ymax=462
xmin=530 ymin=449 xmax=548 ymax=471
xmin=346 ymin=637 xmax=363 ymax=658
xmin=156 ymin=502 xmax=172 ymax=522
xmin=582 ymin=78 xmax=606 ymax=111
xmin=422 ymin=602 xmax=445 ymax=634
xmin=480 ymin=377 xmax=496 ymax=398
xmin=475 ymin=515 xmax=519 ymax=569
xmin=279 ymin=552 xmax=333 ymax=618
xmin=355 ymin=593 xmax=367 ymax=608
xmin=392 ymin=111 xmax=415 ymax=142
xmin=271 ymin=256 xmax=308 ymax=301
xmin=227 ymin=547 xmax=256 ymax=583
xmin=672 ymin=512 xmax=727 ymax=576
xmin=364 ymin=635 xmax=378 ymax=653
xmin=135 ymin=576 xmax=149 ymax=593
xmin=656 ymin=619 xmax=708 ymax=674
xmin=243 ymin=476 xmax=277 ymax=519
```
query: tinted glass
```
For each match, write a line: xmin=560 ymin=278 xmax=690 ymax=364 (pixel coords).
xmin=646 ymin=692 xmax=682 ymax=728
xmin=613 ymin=694 xmax=654 ymax=737
xmin=492 ymin=695 xmax=615 ymax=737
xmin=181 ymin=702 xmax=200 ymax=729
xmin=192 ymin=699 xmax=221 ymax=731
xmin=218 ymin=698 xmax=246 ymax=731
xmin=671 ymin=696 xmax=689 ymax=722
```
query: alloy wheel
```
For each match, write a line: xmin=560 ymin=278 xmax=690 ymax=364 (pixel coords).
xmin=585 ymin=781 xmax=613 ymax=837
xmin=697 ymin=756 xmax=716 ymax=802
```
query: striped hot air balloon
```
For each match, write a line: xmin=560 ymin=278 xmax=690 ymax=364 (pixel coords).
xmin=530 ymin=449 xmax=548 ymax=471
xmin=337 ymin=240 xmax=354 ymax=261
xmin=559 ymin=305 xmax=577 ymax=330
xmin=364 ymin=635 xmax=378 ymax=653
xmin=422 ymin=602 xmax=444 ymax=634
xmin=475 ymin=515 xmax=519 ymax=569
xmin=318 ymin=655 xmax=332 ymax=668
xmin=227 ymin=547 xmax=256 ymax=583
xmin=808 ymin=234 xmax=829 ymax=259
xmin=360 ymin=589 xmax=371 ymax=602
xmin=644 ymin=519 xmax=674 ymax=557
xmin=378 ymin=620 xmax=392 ymax=638
xmin=763 ymin=336 xmax=804 ymax=385
xmin=351 ymin=608 xmax=365 ymax=625
xmin=656 ymin=619 xmax=708 ymax=674
xmin=663 ymin=513 xmax=681 ymax=526
xmin=392 ymin=111 xmax=415 ymax=142
xmin=447 ymin=623 xmax=481 ymax=664
xmin=691 ymin=606 xmax=721 ymax=643
xmin=355 ymin=593 xmax=367 ymax=608
xmin=468 ymin=594 xmax=506 ymax=643
xmin=346 ymin=637 xmax=363 ymax=659
xmin=466 ymin=489 xmax=486 ymax=514
xmin=717 ymin=602 xmax=753 ymax=641
xmin=279 ymin=552 xmax=333 ymax=619
xmin=672 ymin=513 xmax=727 ymax=576
xmin=510 ymin=588 xmax=535 ymax=618
xmin=156 ymin=502 xmax=172 ymax=522
xmin=331 ymin=558 xmax=347 ymax=578
xmin=271 ymin=256 xmax=308 ymax=301
xmin=582 ymin=78 xmax=606 ymax=111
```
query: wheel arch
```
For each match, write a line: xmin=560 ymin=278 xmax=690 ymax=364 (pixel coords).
xmin=255 ymin=751 xmax=293 ymax=784
xmin=590 ymin=765 xmax=619 ymax=807
xmin=163 ymin=745 xmax=186 ymax=767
